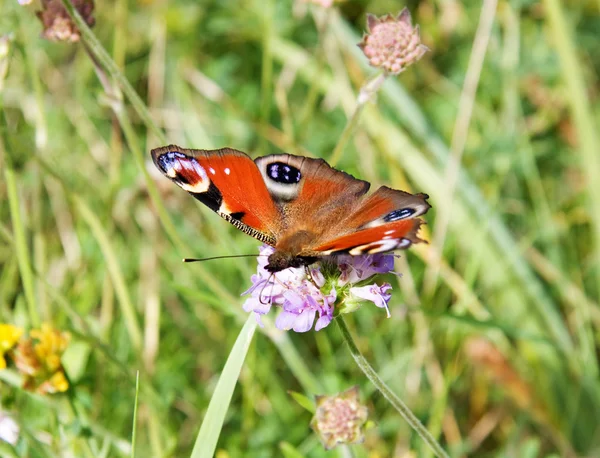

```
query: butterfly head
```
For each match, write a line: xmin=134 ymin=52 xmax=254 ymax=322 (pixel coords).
xmin=265 ymin=251 xmax=318 ymax=273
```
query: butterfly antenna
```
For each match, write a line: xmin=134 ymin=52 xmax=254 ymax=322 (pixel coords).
xmin=183 ymin=254 xmax=268 ymax=263
xmin=269 ymin=273 xmax=277 ymax=305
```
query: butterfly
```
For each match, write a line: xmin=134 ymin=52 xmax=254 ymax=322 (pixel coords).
xmin=151 ymin=145 xmax=431 ymax=272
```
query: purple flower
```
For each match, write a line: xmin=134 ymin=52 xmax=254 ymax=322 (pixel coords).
xmin=242 ymin=245 xmax=397 ymax=332
xmin=349 ymin=283 xmax=393 ymax=317
xmin=337 ymin=253 xmax=396 ymax=286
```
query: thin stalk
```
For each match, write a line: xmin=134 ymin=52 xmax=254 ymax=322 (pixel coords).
xmin=75 ymin=197 xmax=143 ymax=352
xmin=131 ymin=371 xmax=140 ymax=458
xmin=296 ymin=8 xmax=332 ymax=144
xmin=59 ymin=0 xmax=165 ymax=143
xmin=336 ymin=316 xmax=449 ymax=458
xmin=259 ymin=0 xmax=274 ymax=151
xmin=544 ymin=0 xmax=600 ymax=300
xmin=424 ymin=0 xmax=498 ymax=294
xmin=5 ymin=168 xmax=40 ymax=326
xmin=328 ymin=72 xmax=386 ymax=167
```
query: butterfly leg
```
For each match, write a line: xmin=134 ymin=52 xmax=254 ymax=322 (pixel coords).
xmin=258 ymin=272 xmax=276 ymax=305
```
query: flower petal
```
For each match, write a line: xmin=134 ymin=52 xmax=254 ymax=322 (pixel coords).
xmin=315 ymin=314 xmax=332 ymax=331
xmin=241 ymin=275 xmax=265 ymax=296
xmin=275 ymin=310 xmax=298 ymax=331
xmin=350 ymin=283 xmax=393 ymax=317
xmin=242 ymin=297 xmax=272 ymax=315
xmin=293 ymin=309 xmax=316 ymax=333
xmin=282 ymin=290 xmax=307 ymax=312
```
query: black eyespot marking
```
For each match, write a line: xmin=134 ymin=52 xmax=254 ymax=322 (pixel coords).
xmin=384 ymin=208 xmax=416 ymax=222
xmin=157 ymin=151 xmax=186 ymax=174
xmin=230 ymin=211 xmax=245 ymax=221
xmin=266 ymin=162 xmax=301 ymax=184
xmin=175 ymin=174 xmax=191 ymax=185
xmin=191 ymin=181 xmax=223 ymax=212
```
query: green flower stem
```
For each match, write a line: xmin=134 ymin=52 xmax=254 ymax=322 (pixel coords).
xmin=336 ymin=316 xmax=449 ymax=458
xmin=328 ymin=71 xmax=386 ymax=167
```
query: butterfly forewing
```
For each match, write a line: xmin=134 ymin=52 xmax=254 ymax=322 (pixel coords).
xmin=151 ymin=145 xmax=281 ymax=245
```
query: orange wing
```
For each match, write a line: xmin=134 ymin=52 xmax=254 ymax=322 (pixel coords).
xmin=151 ymin=145 xmax=282 ymax=246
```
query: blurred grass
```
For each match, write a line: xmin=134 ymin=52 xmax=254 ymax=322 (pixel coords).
xmin=1 ymin=0 xmax=600 ymax=456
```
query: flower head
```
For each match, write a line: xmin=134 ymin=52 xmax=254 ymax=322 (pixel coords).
xmin=311 ymin=386 xmax=369 ymax=449
xmin=348 ymin=283 xmax=393 ymax=317
xmin=358 ymin=8 xmax=428 ymax=75
xmin=242 ymin=245 xmax=396 ymax=332
xmin=36 ymin=0 xmax=95 ymax=43
xmin=12 ymin=324 xmax=71 ymax=394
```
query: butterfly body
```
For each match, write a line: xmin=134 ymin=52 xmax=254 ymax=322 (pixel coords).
xmin=151 ymin=145 xmax=430 ymax=272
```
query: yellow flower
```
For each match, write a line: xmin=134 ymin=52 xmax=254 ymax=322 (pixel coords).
xmin=30 ymin=324 xmax=70 ymax=372
xmin=0 ymin=324 xmax=24 ymax=369
xmin=38 ymin=371 xmax=69 ymax=394
xmin=13 ymin=324 xmax=71 ymax=394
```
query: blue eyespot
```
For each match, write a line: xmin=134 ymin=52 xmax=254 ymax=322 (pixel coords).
xmin=267 ymin=162 xmax=301 ymax=184
xmin=157 ymin=151 xmax=186 ymax=174
xmin=383 ymin=208 xmax=415 ymax=222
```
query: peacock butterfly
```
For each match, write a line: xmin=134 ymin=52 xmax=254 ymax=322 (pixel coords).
xmin=151 ymin=145 xmax=430 ymax=272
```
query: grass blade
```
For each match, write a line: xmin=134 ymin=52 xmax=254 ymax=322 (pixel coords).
xmin=5 ymin=167 xmax=40 ymax=326
xmin=131 ymin=371 xmax=140 ymax=458
xmin=190 ymin=315 xmax=257 ymax=458
xmin=75 ymin=197 xmax=143 ymax=352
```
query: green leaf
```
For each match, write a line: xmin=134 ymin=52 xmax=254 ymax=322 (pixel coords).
xmin=287 ymin=390 xmax=315 ymax=414
xmin=279 ymin=441 xmax=306 ymax=458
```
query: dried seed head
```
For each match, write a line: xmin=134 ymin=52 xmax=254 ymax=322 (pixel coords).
xmin=358 ymin=8 xmax=428 ymax=75
xmin=311 ymin=386 xmax=369 ymax=450
xmin=36 ymin=0 xmax=95 ymax=43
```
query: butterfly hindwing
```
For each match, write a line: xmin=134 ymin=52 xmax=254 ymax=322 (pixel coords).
xmin=309 ymin=186 xmax=429 ymax=255
xmin=252 ymin=153 xmax=429 ymax=256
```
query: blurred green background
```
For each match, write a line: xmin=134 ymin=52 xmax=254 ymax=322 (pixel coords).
xmin=1 ymin=0 xmax=600 ymax=456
